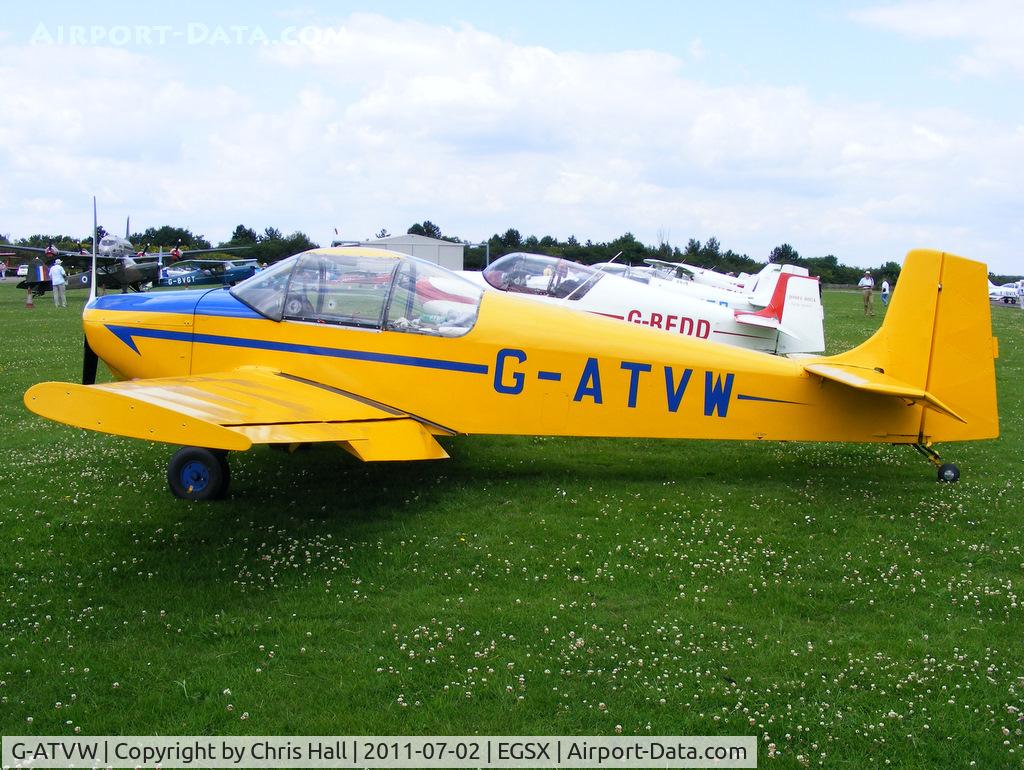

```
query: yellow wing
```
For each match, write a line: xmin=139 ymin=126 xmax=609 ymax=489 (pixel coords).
xmin=23 ymin=368 xmax=451 ymax=461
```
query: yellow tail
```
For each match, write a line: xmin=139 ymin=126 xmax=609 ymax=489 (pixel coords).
xmin=807 ymin=249 xmax=999 ymax=443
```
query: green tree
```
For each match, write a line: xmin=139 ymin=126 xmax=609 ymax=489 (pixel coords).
xmin=408 ymin=221 xmax=443 ymax=239
xmin=769 ymin=243 xmax=799 ymax=264
xmin=130 ymin=226 xmax=210 ymax=250
xmin=228 ymin=225 xmax=259 ymax=244
xmin=499 ymin=228 xmax=523 ymax=250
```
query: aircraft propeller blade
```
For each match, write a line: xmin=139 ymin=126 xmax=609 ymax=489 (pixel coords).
xmin=87 ymin=197 xmax=98 ymax=305
xmin=82 ymin=336 xmax=98 ymax=385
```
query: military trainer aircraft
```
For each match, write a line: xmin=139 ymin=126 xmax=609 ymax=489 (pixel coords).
xmin=7 ymin=225 xmax=248 ymax=294
xmin=24 ymin=246 xmax=997 ymax=500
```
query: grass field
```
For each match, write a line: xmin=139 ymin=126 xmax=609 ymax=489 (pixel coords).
xmin=1 ymin=283 xmax=1021 ymax=768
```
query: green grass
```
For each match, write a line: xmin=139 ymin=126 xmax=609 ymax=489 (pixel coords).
xmin=1 ymin=285 xmax=1022 ymax=768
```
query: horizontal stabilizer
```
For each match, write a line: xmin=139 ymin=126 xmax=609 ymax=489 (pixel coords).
xmin=804 ymin=363 xmax=965 ymax=422
xmin=734 ymin=312 xmax=780 ymax=330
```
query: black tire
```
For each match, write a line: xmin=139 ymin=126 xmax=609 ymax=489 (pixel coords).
xmin=167 ymin=447 xmax=230 ymax=500
xmin=937 ymin=463 xmax=960 ymax=483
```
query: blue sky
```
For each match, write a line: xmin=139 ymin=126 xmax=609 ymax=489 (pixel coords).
xmin=1 ymin=1 xmax=1021 ymax=273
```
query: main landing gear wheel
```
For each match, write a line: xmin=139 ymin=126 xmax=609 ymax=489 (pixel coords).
xmin=937 ymin=463 xmax=960 ymax=483
xmin=167 ymin=447 xmax=230 ymax=500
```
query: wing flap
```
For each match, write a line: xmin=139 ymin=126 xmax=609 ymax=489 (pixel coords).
xmin=804 ymin=363 xmax=965 ymax=422
xmin=230 ymin=419 xmax=450 ymax=461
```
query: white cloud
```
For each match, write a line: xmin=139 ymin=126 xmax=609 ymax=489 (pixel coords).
xmin=853 ymin=0 xmax=1024 ymax=78
xmin=0 ymin=12 xmax=1020 ymax=272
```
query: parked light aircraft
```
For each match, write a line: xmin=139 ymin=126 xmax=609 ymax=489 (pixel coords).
xmin=596 ymin=258 xmax=815 ymax=314
xmin=638 ymin=258 xmax=752 ymax=293
xmin=23 ymin=246 xmax=997 ymax=500
xmin=464 ymin=252 xmax=825 ymax=355
xmin=159 ymin=259 xmax=259 ymax=288
xmin=988 ymin=280 xmax=1021 ymax=304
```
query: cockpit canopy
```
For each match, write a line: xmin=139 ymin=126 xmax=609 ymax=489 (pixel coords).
xmin=230 ymin=248 xmax=482 ymax=337
xmin=481 ymin=252 xmax=604 ymax=300
xmin=98 ymin=236 xmax=134 ymax=256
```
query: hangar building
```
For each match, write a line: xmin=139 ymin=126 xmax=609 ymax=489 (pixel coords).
xmin=359 ymin=234 xmax=465 ymax=270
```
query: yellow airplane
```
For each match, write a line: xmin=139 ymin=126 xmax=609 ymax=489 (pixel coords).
xmin=24 ymin=246 xmax=998 ymax=500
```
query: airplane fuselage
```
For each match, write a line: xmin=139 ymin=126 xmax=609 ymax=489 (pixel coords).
xmin=82 ymin=286 xmax=929 ymax=445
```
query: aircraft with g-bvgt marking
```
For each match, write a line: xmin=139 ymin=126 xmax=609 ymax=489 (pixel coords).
xmin=24 ymin=245 xmax=997 ymax=500
xmin=158 ymin=258 xmax=259 ymax=288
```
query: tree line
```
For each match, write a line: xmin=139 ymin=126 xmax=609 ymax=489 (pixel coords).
xmin=415 ymin=220 xmax=904 ymax=285
xmin=3 ymin=219 xmax=1018 ymax=285
xmin=0 ymin=224 xmax=319 ymax=265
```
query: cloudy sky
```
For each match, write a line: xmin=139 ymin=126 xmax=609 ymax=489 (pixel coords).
xmin=1 ymin=1 xmax=1021 ymax=273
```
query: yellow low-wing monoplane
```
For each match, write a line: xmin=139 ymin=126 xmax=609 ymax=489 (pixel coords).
xmin=24 ymin=246 xmax=998 ymax=500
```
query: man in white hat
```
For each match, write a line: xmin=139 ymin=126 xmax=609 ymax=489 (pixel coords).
xmin=50 ymin=258 xmax=68 ymax=308
xmin=857 ymin=270 xmax=875 ymax=316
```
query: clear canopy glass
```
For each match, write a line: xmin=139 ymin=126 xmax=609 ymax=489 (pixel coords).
xmin=481 ymin=252 xmax=604 ymax=300
xmin=231 ymin=250 xmax=482 ymax=337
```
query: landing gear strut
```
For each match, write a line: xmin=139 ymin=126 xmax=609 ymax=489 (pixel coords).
xmin=912 ymin=443 xmax=960 ymax=483
xmin=167 ymin=447 xmax=231 ymax=500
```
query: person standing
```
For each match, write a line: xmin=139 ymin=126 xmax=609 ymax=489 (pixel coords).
xmin=0 ymin=259 xmax=7 ymax=279
xmin=50 ymin=258 xmax=68 ymax=308
xmin=858 ymin=271 xmax=875 ymax=316
xmin=880 ymin=278 xmax=891 ymax=307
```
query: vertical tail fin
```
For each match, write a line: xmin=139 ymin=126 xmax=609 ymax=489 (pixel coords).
xmin=811 ymin=249 xmax=998 ymax=442
xmin=734 ymin=272 xmax=825 ymax=354
xmin=776 ymin=274 xmax=824 ymax=354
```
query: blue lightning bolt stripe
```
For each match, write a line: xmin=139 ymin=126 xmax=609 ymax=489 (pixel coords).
xmin=104 ymin=325 xmax=490 ymax=375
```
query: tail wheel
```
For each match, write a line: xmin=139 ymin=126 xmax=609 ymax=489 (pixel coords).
xmin=167 ymin=447 xmax=230 ymax=500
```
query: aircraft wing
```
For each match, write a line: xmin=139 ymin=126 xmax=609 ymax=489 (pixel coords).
xmin=0 ymin=244 xmax=117 ymax=263
xmin=643 ymin=258 xmax=698 ymax=276
xmin=164 ymin=246 xmax=253 ymax=259
xmin=24 ymin=369 xmax=451 ymax=460
xmin=804 ymin=363 xmax=964 ymax=422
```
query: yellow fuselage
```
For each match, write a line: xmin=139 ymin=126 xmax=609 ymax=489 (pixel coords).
xmin=83 ymin=287 xmax=928 ymax=445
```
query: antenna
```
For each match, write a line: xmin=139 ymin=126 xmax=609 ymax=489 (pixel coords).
xmin=607 ymin=251 xmax=624 ymax=264
xmin=88 ymin=197 xmax=98 ymax=306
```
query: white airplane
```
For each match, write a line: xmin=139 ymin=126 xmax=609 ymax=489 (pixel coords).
xmin=596 ymin=259 xmax=815 ymax=317
xmin=988 ymin=279 xmax=1021 ymax=304
xmin=461 ymin=253 xmax=824 ymax=356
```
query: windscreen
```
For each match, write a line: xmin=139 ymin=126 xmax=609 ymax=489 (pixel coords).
xmin=230 ymin=255 xmax=296 ymax=320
